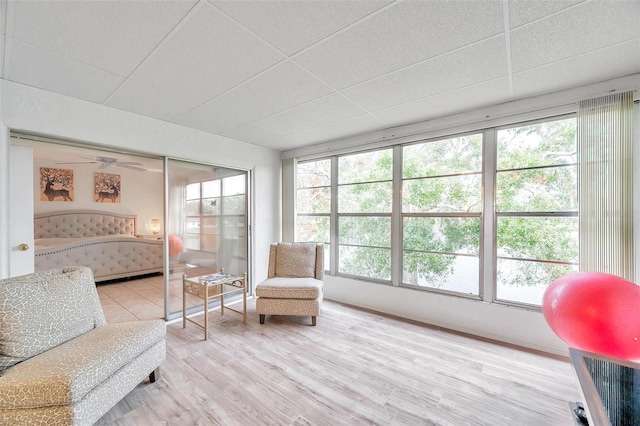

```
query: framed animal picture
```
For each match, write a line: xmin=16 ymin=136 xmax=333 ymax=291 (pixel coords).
xmin=94 ymin=173 xmax=121 ymax=203
xmin=40 ymin=167 xmax=74 ymax=202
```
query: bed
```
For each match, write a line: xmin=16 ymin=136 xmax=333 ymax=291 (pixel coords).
xmin=34 ymin=210 xmax=164 ymax=282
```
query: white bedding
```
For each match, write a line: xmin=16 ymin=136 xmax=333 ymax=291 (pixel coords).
xmin=35 ymin=234 xmax=135 ymax=249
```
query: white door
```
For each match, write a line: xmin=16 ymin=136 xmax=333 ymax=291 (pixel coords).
xmin=9 ymin=144 xmax=34 ymax=276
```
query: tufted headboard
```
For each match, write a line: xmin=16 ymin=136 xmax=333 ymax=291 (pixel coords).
xmin=34 ymin=210 xmax=137 ymax=239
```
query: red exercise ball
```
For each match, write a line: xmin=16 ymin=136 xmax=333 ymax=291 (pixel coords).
xmin=542 ymin=271 xmax=640 ymax=361
xmin=168 ymin=234 xmax=183 ymax=258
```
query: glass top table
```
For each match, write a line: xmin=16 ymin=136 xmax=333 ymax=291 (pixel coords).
xmin=182 ymin=270 xmax=247 ymax=340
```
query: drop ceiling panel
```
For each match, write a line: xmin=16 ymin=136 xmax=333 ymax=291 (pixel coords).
xmin=513 ymin=39 xmax=640 ymax=99
xmin=173 ymin=104 xmax=249 ymax=135
xmin=6 ymin=40 xmax=123 ymax=104
xmin=9 ymin=0 xmax=196 ymax=77
xmin=222 ymin=122 xmax=299 ymax=150
xmin=510 ymin=1 xmax=640 ymax=73
xmin=105 ymin=80 xmax=200 ymax=122
xmin=508 ymin=0 xmax=584 ymax=28
xmin=211 ymin=0 xmax=391 ymax=55
xmin=294 ymin=0 xmax=504 ymax=90
xmin=344 ymin=36 xmax=508 ymax=112
xmin=292 ymin=114 xmax=387 ymax=146
xmin=2 ymin=1 xmax=639 ymax=150
xmin=205 ymin=60 xmax=334 ymax=122
xmin=0 ymin=36 xmax=5 ymax=79
xmin=257 ymin=93 xmax=367 ymax=135
xmin=373 ymin=78 xmax=511 ymax=127
xmin=0 ymin=0 xmax=6 ymax=36
xmin=131 ymin=3 xmax=285 ymax=104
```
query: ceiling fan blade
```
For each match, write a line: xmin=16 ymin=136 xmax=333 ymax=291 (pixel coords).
xmin=56 ymin=161 xmax=99 ymax=165
xmin=115 ymin=163 xmax=147 ymax=171
xmin=95 ymin=156 xmax=118 ymax=163
xmin=59 ymin=153 xmax=146 ymax=171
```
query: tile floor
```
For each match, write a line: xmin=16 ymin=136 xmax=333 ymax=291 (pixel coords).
xmin=97 ymin=274 xmax=168 ymax=323
xmin=97 ymin=265 xmax=245 ymax=324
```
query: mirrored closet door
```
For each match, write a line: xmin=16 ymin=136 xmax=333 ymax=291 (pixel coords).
xmin=165 ymin=159 xmax=249 ymax=320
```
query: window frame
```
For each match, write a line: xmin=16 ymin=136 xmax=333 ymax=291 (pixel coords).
xmin=399 ymin=132 xmax=484 ymax=298
xmin=493 ymin=115 xmax=579 ymax=308
xmin=293 ymin=113 xmax=579 ymax=310
xmin=336 ymin=147 xmax=393 ymax=283
xmin=295 ymin=158 xmax=332 ymax=270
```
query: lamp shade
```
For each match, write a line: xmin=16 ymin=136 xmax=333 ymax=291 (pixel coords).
xmin=150 ymin=218 xmax=160 ymax=234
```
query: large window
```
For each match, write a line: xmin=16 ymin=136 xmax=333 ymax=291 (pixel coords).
xmin=338 ymin=149 xmax=393 ymax=280
xmin=495 ymin=118 xmax=578 ymax=305
xmin=293 ymin=115 xmax=579 ymax=308
xmin=402 ymin=134 xmax=482 ymax=295
xmin=296 ymin=159 xmax=331 ymax=264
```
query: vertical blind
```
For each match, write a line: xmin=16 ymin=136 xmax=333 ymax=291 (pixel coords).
xmin=577 ymin=91 xmax=634 ymax=281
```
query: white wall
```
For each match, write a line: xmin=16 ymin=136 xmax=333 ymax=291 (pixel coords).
xmin=325 ymin=276 xmax=568 ymax=355
xmin=0 ymin=80 xmax=282 ymax=286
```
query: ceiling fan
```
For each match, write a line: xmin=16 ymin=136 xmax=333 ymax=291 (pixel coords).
xmin=57 ymin=155 xmax=147 ymax=172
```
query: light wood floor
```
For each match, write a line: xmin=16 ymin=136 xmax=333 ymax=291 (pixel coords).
xmin=95 ymin=275 xmax=581 ymax=426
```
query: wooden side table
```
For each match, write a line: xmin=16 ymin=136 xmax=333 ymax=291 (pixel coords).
xmin=182 ymin=271 xmax=247 ymax=340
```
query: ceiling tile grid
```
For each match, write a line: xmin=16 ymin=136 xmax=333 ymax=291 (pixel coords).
xmin=512 ymin=38 xmax=640 ymax=99
xmin=343 ymin=35 xmax=509 ymax=112
xmin=202 ymin=60 xmax=335 ymax=123
xmin=210 ymin=0 xmax=393 ymax=56
xmin=291 ymin=114 xmax=388 ymax=148
xmin=222 ymin=122 xmax=300 ymax=148
xmin=372 ymin=77 xmax=512 ymax=127
xmin=104 ymin=79 xmax=201 ymax=122
xmin=257 ymin=93 xmax=373 ymax=135
xmin=508 ymin=0 xmax=585 ymax=29
xmin=0 ymin=0 xmax=6 ymax=38
xmin=292 ymin=0 xmax=504 ymax=90
xmin=9 ymin=0 xmax=197 ymax=77
xmin=6 ymin=39 xmax=124 ymax=104
xmin=0 ymin=36 xmax=5 ymax=79
xmin=510 ymin=0 xmax=640 ymax=73
xmin=129 ymin=2 xmax=286 ymax=104
xmin=1 ymin=0 xmax=639 ymax=151
xmin=173 ymin=103 xmax=249 ymax=135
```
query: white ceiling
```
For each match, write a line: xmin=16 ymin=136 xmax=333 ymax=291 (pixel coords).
xmin=2 ymin=0 xmax=639 ymax=151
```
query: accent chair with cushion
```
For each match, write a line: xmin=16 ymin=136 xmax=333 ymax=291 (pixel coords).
xmin=0 ymin=266 xmax=166 ymax=426
xmin=255 ymin=242 xmax=324 ymax=326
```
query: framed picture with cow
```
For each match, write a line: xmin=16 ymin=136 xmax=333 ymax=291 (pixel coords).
xmin=40 ymin=167 xmax=74 ymax=202
xmin=94 ymin=172 xmax=121 ymax=203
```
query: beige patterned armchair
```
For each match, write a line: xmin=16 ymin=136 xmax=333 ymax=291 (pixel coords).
xmin=255 ymin=242 xmax=324 ymax=326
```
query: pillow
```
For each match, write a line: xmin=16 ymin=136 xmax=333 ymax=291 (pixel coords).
xmin=274 ymin=243 xmax=317 ymax=278
xmin=0 ymin=266 xmax=105 ymax=372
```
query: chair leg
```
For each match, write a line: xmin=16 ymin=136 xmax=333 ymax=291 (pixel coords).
xmin=149 ymin=367 xmax=160 ymax=383
xmin=259 ymin=314 xmax=265 ymax=324
xmin=311 ymin=316 xmax=316 ymax=326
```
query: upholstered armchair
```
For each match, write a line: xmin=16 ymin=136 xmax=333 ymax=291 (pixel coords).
xmin=255 ymin=242 xmax=324 ymax=326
